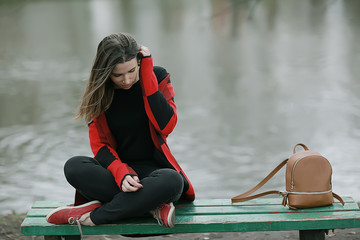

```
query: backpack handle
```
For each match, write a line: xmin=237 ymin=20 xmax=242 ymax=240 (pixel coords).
xmin=293 ymin=143 xmax=309 ymax=153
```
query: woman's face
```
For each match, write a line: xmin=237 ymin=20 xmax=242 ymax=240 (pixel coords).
xmin=110 ymin=58 xmax=139 ymax=90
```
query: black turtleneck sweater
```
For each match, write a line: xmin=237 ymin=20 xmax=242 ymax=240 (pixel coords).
xmin=105 ymin=80 xmax=155 ymax=164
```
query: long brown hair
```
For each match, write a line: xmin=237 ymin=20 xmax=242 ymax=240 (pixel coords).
xmin=75 ymin=33 xmax=140 ymax=123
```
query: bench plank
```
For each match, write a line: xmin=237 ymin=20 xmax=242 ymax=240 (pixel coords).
xmin=21 ymin=197 xmax=360 ymax=236
xmin=21 ymin=210 xmax=360 ymax=235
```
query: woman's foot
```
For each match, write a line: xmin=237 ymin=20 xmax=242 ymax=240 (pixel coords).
xmin=46 ymin=200 xmax=101 ymax=225
xmin=77 ymin=212 xmax=95 ymax=226
xmin=150 ymin=202 xmax=175 ymax=228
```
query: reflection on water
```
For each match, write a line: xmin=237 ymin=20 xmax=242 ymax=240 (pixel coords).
xmin=0 ymin=0 xmax=360 ymax=214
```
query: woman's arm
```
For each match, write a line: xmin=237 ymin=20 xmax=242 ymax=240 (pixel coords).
xmin=88 ymin=114 xmax=141 ymax=192
xmin=139 ymin=47 xmax=177 ymax=136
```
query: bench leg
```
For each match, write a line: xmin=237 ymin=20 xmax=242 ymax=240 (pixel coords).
xmin=64 ymin=236 xmax=81 ymax=240
xmin=44 ymin=236 xmax=61 ymax=240
xmin=44 ymin=236 xmax=80 ymax=240
xmin=299 ymin=230 xmax=325 ymax=240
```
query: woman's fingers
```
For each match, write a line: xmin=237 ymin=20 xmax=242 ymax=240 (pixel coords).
xmin=139 ymin=46 xmax=151 ymax=57
xmin=122 ymin=175 xmax=143 ymax=192
xmin=128 ymin=175 xmax=143 ymax=188
xmin=133 ymin=175 xmax=141 ymax=183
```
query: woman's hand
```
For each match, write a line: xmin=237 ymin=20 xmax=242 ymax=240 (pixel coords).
xmin=139 ymin=46 xmax=151 ymax=57
xmin=122 ymin=175 xmax=143 ymax=192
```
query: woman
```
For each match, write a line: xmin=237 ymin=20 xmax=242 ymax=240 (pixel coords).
xmin=46 ymin=33 xmax=195 ymax=228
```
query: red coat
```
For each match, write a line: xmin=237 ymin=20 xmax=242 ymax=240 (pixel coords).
xmin=88 ymin=56 xmax=195 ymax=201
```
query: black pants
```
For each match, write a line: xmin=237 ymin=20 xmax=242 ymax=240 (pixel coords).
xmin=64 ymin=156 xmax=184 ymax=225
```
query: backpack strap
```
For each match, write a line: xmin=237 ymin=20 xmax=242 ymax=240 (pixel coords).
xmin=332 ymin=192 xmax=345 ymax=206
xmin=231 ymin=159 xmax=288 ymax=203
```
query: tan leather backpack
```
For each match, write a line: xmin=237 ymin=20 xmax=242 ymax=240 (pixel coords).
xmin=231 ymin=143 xmax=344 ymax=209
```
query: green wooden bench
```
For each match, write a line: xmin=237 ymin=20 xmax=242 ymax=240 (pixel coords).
xmin=21 ymin=197 xmax=360 ymax=240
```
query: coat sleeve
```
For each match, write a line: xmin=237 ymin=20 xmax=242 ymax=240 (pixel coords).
xmin=88 ymin=114 xmax=137 ymax=189
xmin=139 ymin=56 xmax=177 ymax=137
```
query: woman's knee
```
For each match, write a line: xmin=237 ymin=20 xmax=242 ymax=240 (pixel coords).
xmin=64 ymin=156 xmax=93 ymax=183
xmin=152 ymin=168 xmax=184 ymax=194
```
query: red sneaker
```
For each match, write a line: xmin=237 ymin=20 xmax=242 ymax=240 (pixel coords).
xmin=46 ymin=200 xmax=101 ymax=225
xmin=150 ymin=202 xmax=175 ymax=228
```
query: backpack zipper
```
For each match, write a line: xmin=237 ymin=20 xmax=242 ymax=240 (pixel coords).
xmin=290 ymin=157 xmax=302 ymax=191
xmin=287 ymin=190 xmax=332 ymax=195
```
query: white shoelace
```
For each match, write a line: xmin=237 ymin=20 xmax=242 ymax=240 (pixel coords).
xmin=68 ymin=217 xmax=83 ymax=238
xmin=153 ymin=214 xmax=163 ymax=226
xmin=151 ymin=207 xmax=164 ymax=226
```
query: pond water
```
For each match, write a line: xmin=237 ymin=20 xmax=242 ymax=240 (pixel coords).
xmin=0 ymin=0 xmax=360 ymax=214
